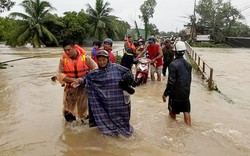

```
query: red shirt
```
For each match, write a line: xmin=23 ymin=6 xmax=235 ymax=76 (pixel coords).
xmin=147 ymin=44 xmax=163 ymax=67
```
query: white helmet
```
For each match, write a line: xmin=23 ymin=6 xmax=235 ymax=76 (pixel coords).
xmin=173 ymin=41 xmax=186 ymax=51
xmin=172 ymin=41 xmax=186 ymax=55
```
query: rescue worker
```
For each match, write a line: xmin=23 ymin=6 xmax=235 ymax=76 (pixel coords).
xmin=103 ymin=38 xmax=116 ymax=63
xmin=137 ymin=36 xmax=163 ymax=81
xmin=56 ymin=41 xmax=98 ymax=122
xmin=124 ymin=35 xmax=136 ymax=53
xmin=120 ymin=48 xmax=137 ymax=70
xmin=162 ymin=41 xmax=192 ymax=126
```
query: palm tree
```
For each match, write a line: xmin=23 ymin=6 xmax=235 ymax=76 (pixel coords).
xmin=86 ymin=0 xmax=117 ymax=40
xmin=8 ymin=0 xmax=60 ymax=47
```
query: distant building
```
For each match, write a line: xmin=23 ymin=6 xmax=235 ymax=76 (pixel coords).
xmin=196 ymin=35 xmax=211 ymax=42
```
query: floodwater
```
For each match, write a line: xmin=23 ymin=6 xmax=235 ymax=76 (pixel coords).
xmin=0 ymin=43 xmax=250 ymax=156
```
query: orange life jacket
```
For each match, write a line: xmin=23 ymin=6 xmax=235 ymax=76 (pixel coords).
xmin=62 ymin=45 xmax=89 ymax=79
xmin=126 ymin=40 xmax=136 ymax=52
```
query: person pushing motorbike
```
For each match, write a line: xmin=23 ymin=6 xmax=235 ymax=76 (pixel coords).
xmin=136 ymin=36 xmax=163 ymax=82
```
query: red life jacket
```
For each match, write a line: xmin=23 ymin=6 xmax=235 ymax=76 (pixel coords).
xmin=62 ymin=45 xmax=89 ymax=79
xmin=147 ymin=44 xmax=163 ymax=67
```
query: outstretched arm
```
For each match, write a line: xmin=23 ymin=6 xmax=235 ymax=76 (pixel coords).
xmin=136 ymin=44 xmax=148 ymax=58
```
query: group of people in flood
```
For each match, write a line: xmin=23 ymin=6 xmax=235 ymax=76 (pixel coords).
xmin=55 ymin=35 xmax=192 ymax=138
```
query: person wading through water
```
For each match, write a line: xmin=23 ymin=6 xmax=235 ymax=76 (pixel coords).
xmin=56 ymin=41 xmax=98 ymax=122
xmin=162 ymin=41 xmax=192 ymax=126
xmin=124 ymin=35 xmax=137 ymax=54
xmin=78 ymin=50 xmax=136 ymax=137
xmin=137 ymin=36 xmax=163 ymax=81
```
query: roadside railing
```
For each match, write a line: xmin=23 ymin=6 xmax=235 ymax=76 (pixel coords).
xmin=185 ymin=42 xmax=214 ymax=90
xmin=113 ymin=49 xmax=124 ymax=56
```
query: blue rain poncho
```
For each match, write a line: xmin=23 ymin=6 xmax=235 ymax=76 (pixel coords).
xmin=84 ymin=63 xmax=134 ymax=137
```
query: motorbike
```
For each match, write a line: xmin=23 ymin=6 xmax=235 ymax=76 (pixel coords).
xmin=135 ymin=57 xmax=151 ymax=86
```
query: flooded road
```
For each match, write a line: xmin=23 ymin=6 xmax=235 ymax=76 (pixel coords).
xmin=0 ymin=43 xmax=250 ymax=156
xmin=194 ymin=47 xmax=250 ymax=109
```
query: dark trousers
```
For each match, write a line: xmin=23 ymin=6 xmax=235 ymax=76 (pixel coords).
xmin=162 ymin=61 xmax=172 ymax=76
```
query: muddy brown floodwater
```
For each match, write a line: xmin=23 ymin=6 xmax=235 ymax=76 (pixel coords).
xmin=0 ymin=43 xmax=250 ymax=156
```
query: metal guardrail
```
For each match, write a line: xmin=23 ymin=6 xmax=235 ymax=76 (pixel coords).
xmin=113 ymin=49 xmax=125 ymax=56
xmin=185 ymin=42 xmax=214 ymax=90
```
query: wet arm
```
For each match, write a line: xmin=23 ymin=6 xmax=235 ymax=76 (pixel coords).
xmin=56 ymin=59 xmax=68 ymax=84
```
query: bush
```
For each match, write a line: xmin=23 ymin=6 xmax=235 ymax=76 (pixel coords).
xmin=0 ymin=63 xmax=8 ymax=69
xmin=115 ymin=55 xmax=122 ymax=63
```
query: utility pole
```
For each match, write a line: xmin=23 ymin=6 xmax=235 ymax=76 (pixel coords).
xmin=191 ymin=0 xmax=196 ymax=40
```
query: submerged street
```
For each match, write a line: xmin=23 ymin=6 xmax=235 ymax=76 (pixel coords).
xmin=0 ymin=43 xmax=250 ymax=156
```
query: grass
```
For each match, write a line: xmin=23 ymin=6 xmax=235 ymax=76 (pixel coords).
xmin=0 ymin=63 xmax=8 ymax=69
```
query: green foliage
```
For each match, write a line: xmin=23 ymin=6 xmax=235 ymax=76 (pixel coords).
xmin=86 ymin=0 xmax=117 ymax=40
xmin=147 ymin=23 xmax=159 ymax=36
xmin=39 ymin=13 xmax=64 ymax=47
xmin=0 ymin=17 xmax=16 ymax=41
xmin=195 ymin=0 xmax=248 ymax=42
xmin=59 ymin=11 xmax=91 ymax=45
xmin=0 ymin=0 xmax=15 ymax=13
xmin=165 ymin=31 xmax=176 ymax=38
xmin=226 ymin=22 xmax=250 ymax=37
xmin=115 ymin=54 xmax=122 ymax=63
xmin=139 ymin=0 xmax=157 ymax=40
xmin=0 ymin=0 xmax=135 ymax=47
xmin=7 ymin=0 xmax=59 ymax=47
xmin=5 ymin=20 xmax=31 ymax=47
xmin=189 ymin=41 xmax=231 ymax=48
xmin=159 ymin=31 xmax=168 ymax=36
xmin=112 ymin=20 xmax=130 ymax=41
xmin=2 ymin=0 xmax=133 ymax=46
xmin=0 ymin=63 xmax=8 ymax=69
xmin=178 ymin=30 xmax=190 ymax=41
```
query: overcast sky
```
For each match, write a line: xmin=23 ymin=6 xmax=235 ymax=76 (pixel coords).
xmin=1 ymin=0 xmax=250 ymax=32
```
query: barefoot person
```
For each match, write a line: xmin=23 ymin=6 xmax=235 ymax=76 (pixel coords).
xmin=162 ymin=41 xmax=192 ymax=126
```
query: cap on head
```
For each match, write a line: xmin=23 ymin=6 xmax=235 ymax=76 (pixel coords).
xmin=96 ymin=50 xmax=109 ymax=58
xmin=172 ymin=41 xmax=186 ymax=55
